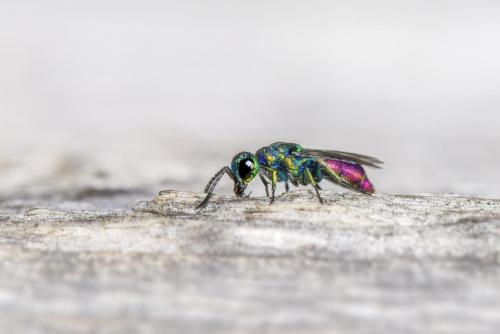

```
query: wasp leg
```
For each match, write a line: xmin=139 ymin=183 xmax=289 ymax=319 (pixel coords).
xmin=259 ymin=174 xmax=270 ymax=197
xmin=305 ymin=168 xmax=324 ymax=204
xmin=290 ymin=177 xmax=299 ymax=187
xmin=196 ymin=166 xmax=235 ymax=209
xmin=270 ymin=170 xmax=277 ymax=204
xmin=313 ymin=185 xmax=324 ymax=204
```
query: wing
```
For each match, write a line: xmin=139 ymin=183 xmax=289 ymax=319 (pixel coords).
xmin=301 ymin=148 xmax=383 ymax=169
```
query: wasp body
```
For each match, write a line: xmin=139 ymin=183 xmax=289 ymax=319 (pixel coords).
xmin=197 ymin=142 xmax=382 ymax=209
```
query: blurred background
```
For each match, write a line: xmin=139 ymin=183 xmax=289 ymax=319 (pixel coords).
xmin=1 ymin=0 xmax=500 ymax=202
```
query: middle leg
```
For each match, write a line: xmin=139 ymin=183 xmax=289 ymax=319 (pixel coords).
xmin=270 ymin=170 xmax=277 ymax=204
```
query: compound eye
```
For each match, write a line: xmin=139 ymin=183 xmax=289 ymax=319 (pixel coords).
xmin=238 ymin=158 xmax=255 ymax=180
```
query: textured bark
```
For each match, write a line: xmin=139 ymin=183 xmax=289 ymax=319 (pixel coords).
xmin=0 ymin=190 xmax=499 ymax=333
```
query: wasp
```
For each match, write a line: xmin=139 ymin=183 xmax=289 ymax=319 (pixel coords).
xmin=197 ymin=142 xmax=382 ymax=209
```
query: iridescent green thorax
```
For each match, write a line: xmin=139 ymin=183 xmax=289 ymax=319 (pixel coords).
xmin=256 ymin=142 xmax=313 ymax=179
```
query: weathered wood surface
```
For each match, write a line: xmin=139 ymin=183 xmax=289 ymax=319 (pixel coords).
xmin=0 ymin=190 xmax=499 ymax=333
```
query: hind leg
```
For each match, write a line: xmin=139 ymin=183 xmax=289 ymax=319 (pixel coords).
xmin=306 ymin=168 xmax=324 ymax=204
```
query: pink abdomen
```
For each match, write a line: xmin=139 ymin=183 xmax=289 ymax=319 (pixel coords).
xmin=324 ymin=159 xmax=375 ymax=193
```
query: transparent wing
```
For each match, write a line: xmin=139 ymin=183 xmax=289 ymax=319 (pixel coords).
xmin=301 ymin=148 xmax=383 ymax=169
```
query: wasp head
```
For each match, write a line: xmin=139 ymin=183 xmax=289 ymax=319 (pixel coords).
xmin=231 ymin=152 xmax=260 ymax=196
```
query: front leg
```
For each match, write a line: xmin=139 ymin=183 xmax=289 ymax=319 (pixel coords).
xmin=259 ymin=174 xmax=270 ymax=197
xmin=196 ymin=166 xmax=235 ymax=209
